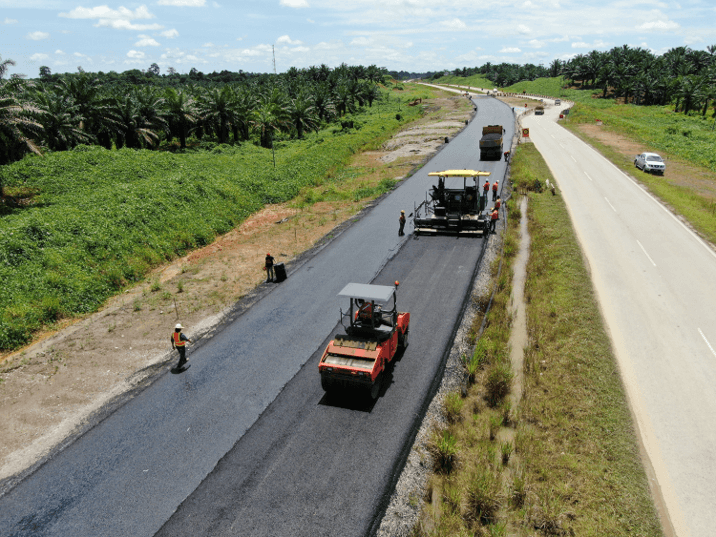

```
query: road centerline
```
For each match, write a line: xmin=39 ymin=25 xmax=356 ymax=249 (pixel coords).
xmin=636 ymin=240 xmax=657 ymax=267
xmin=698 ymin=328 xmax=716 ymax=359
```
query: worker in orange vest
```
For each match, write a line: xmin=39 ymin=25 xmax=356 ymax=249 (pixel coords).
xmin=171 ymin=323 xmax=192 ymax=371
xmin=489 ymin=207 xmax=499 ymax=234
xmin=492 ymin=180 xmax=499 ymax=200
xmin=495 ymin=198 xmax=501 ymax=211
xmin=483 ymin=180 xmax=490 ymax=196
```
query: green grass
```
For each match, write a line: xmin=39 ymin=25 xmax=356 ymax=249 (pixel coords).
xmin=429 ymin=74 xmax=494 ymax=89
xmin=414 ymin=144 xmax=663 ymax=536
xmin=0 ymin=85 xmax=438 ymax=351
xmin=520 ymin=143 xmax=663 ymax=535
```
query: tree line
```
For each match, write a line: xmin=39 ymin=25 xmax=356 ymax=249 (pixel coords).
xmin=0 ymin=59 xmax=388 ymax=166
xmin=430 ymin=44 xmax=716 ymax=116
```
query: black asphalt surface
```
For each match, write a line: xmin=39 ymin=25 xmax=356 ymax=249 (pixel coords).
xmin=0 ymin=96 xmax=514 ymax=537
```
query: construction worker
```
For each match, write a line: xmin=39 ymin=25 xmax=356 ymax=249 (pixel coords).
xmin=357 ymin=299 xmax=373 ymax=324
xmin=503 ymin=150 xmax=510 ymax=162
xmin=171 ymin=323 xmax=192 ymax=370
xmin=495 ymin=198 xmax=501 ymax=211
xmin=492 ymin=180 xmax=499 ymax=200
xmin=399 ymin=210 xmax=406 ymax=236
xmin=490 ymin=207 xmax=499 ymax=234
xmin=265 ymin=253 xmax=275 ymax=282
xmin=483 ymin=180 xmax=490 ymax=197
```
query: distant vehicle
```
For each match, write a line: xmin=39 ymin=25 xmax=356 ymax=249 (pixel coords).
xmin=634 ymin=152 xmax=666 ymax=175
xmin=535 ymin=105 xmax=545 ymax=115
xmin=561 ymin=109 xmax=570 ymax=116
xmin=555 ymin=99 xmax=561 ymax=105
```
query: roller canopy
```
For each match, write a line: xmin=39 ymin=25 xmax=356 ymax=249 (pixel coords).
xmin=338 ymin=283 xmax=395 ymax=303
xmin=428 ymin=169 xmax=491 ymax=177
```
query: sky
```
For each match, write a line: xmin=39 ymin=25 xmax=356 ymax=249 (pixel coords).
xmin=1 ymin=0 xmax=715 ymax=78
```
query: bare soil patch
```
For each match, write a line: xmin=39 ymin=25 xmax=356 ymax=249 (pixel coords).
xmin=0 ymin=94 xmax=472 ymax=484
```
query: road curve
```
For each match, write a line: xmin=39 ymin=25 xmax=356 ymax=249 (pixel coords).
xmin=0 ymin=96 xmax=514 ymax=537
xmin=523 ymin=106 xmax=716 ymax=537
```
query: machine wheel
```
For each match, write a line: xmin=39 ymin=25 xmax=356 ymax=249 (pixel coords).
xmin=321 ymin=375 xmax=333 ymax=393
xmin=369 ymin=374 xmax=383 ymax=400
xmin=399 ymin=329 xmax=409 ymax=349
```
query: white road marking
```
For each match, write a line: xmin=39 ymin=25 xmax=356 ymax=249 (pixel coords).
xmin=699 ymin=328 xmax=716 ymax=359
xmin=570 ymin=155 xmax=577 ymax=163
xmin=637 ymin=240 xmax=657 ymax=267
xmin=584 ymin=172 xmax=593 ymax=182
xmin=550 ymin=134 xmax=555 ymax=139
xmin=604 ymin=197 xmax=617 ymax=212
xmin=559 ymin=143 xmax=566 ymax=149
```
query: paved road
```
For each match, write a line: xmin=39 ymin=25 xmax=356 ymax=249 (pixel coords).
xmin=523 ymin=105 xmax=716 ymax=537
xmin=0 ymin=96 xmax=514 ymax=537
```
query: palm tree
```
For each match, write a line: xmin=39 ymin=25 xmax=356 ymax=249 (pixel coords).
xmin=231 ymin=85 xmax=256 ymax=142
xmin=197 ymin=85 xmax=234 ymax=144
xmin=33 ymin=89 xmax=93 ymax=151
xmin=0 ymin=58 xmax=42 ymax=165
xmin=164 ymin=88 xmax=197 ymax=149
xmin=288 ymin=93 xmax=318 ymax=138
xmin=251 ymin=87 xmax=290 ymax=148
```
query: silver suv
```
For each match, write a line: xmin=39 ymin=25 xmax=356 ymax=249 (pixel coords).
xmin=634 ymin=152 xmax=665 ymax=175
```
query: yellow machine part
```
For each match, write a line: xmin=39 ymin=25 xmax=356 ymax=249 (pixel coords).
xmin=428 ymin=169 xmax=491 ymax=177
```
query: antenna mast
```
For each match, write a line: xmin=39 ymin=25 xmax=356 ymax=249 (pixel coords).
xmin=272 ymin=45 xmax=277 ymax=75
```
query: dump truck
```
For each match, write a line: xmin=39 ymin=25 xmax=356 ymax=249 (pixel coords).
xmin=412 ymin=169 xmax=492 ymax=236
xmin=535 ymin=104 xmax=545 ymax=115
xmin=479 ymin=125 xmax=504 ymax=160
xmin=319 ymin=282 xmax=410 ymax=400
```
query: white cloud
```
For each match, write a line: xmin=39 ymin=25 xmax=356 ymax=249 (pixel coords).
xmin=160 ymin=29 xmax=179 ymax=38
xmin=59 ymin=5 xmax=162 ymax=31
xmin=202 ymin=42 xmax=215 ymax=47
xmin=276 ymin=35 xmax=302 ymax=45
xmin=517 ymin=24 xmax=531 ymax=34
xmin=637 ymin=19 xmax=679 ymax=31
xmin=350 ymin=37 xmax=372 ymax=46
xmin=158 ymin=0 xmax=206 ymax=5
xmin=3 ymin=18 xmax=18 ymax=24
xmin=572 ymin=42 xmax=590 ymax=48
xmin=55 ymin=50 xmax=65 ymax=55
xmin=280 ymin=0 xmax=309 ymax=7
xmin=135 ymin=35 xmax=160 ymax=46
xmin=27 ymin=31 xmax=50 ymax=40
xmin=60 ymin=6 xmax=153 ymax=21
xmin=307 ymin=18 xmax=315 ymax=23
xmin=440 ymin=18 xmax=466 ymax=30
xmin=500 ymin=47 xmax=521 ymax=53
xmin=30 ymin=53 xmax=50 ymax=61
xmin=126 ymin=50 xmax=145 ymax=59
xmin=529 ymin=39 xmax=545 ymax=48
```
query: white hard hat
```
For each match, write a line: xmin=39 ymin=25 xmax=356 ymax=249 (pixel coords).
xmin=175 ymin=323 xmax=183 ymax=329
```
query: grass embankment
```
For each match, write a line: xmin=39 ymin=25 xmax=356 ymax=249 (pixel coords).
xmin=414 ymin=143 xmax=663 ymax=536
xmin=428 ymin=74 xmax=494 ymax=90
xmin=0 ymin=85 xmax=441 ymax=352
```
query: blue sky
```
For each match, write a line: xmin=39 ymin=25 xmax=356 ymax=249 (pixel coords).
xmin=1 ymin=0 xmax=715 ymax=77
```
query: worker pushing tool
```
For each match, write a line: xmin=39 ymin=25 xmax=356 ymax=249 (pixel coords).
xmin=171 ymin=323 xmax=192 ymax=372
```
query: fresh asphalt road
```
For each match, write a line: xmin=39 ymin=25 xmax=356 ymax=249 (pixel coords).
xmin=523 ymin=105 xmax=716 ymax=537
xmin=0 ymin=96 xmax=514 ymax=537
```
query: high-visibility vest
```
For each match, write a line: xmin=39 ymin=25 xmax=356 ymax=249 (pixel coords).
xmin=173 ymin=332 xmax=185 ymax=346
xmin=491 ymin=210 xmax=499 ymax=221
xmin=483 ymin=182 xmax=489 ymax=191
xmin=492 ymin=182 xmax=498 ymax=191
xmin=358 ymin=302 xmax=372 ymax=321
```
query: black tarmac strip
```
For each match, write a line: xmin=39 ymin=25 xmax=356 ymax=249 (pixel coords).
xmin=0 ymin=96 xmax=514 ymax=537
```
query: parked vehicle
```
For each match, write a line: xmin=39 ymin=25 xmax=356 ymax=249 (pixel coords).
xmin=634 ymin=152 xmax=666 ymax=175
xmin=479 ymin=125 xmax=504 ymax=160
xmin=319 ymin=282 xmax=410 ymax=400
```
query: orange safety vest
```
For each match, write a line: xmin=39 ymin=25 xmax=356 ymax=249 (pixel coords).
xmin=483 ymin=182 xmax=489 ymax=192
xmin=495 ymin=200 xmax=501 ymax=210
xmin=358 ymin=302 xmax=372 ymax=321
xmin=173 ymin=331 xmax=185 ymax=346
xmin=491 ymin=210 xmax=499 ymax=221
xmin=492 ymin=182 xmax=498 ymax=191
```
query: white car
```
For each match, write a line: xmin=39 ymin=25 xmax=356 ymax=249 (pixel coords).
xmin=634 ymin=152 xmax=665 ymax=175
xmin=555 ymin=99 xmax=561 ymax=105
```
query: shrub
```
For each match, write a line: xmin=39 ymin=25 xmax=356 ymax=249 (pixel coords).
xmin=444 ymin=392 xmax=464 ymax=424
xmin=485 ymin=362 xmax=513 ymax=407
xmin=431 ymin=428 xmax=458 ymax=474
xmin=465 ymin=467 xmax=501 ymax=525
